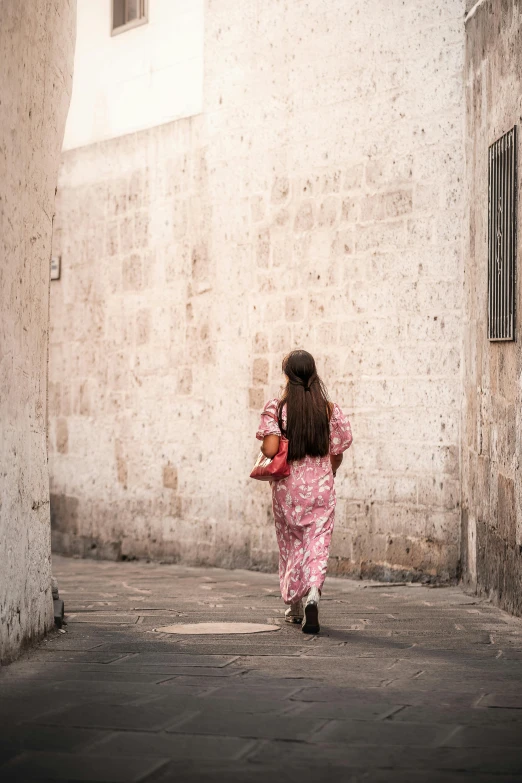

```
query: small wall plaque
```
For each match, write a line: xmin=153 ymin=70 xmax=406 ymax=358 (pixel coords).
xmin=50 ymin=256 xmax=61 ymax=281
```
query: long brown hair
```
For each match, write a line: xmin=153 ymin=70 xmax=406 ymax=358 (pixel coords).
xmin=278 ymin=350 xmax=331 ymax=461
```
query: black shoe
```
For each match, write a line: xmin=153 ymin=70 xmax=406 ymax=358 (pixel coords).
xmin=302 ymin=588 xmax=320 ymax=634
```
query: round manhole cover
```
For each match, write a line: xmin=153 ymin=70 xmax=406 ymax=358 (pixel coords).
xmin=154 ymin=622 xmax=280 ymax=635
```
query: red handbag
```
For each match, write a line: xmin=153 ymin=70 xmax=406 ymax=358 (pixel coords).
xmin=250 ymin=437 xmax=290 ymax=481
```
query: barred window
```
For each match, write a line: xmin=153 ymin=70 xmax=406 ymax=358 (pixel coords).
xmin=112 ymin=0 xmax=148 ymax=35
xmin=488 ymin=126 xmax=517 ymax=341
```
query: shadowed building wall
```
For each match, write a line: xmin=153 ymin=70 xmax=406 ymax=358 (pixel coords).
xmin=0 ymin=0 xmax=75 ymax=663
xmin=462 ymin=0 xmax=522 ymax=615
xmin=49 ymin=0 xmax=465 ymax=582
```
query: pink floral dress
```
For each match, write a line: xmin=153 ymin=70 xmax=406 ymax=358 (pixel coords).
xmin=256 ymin=399 xmax=352 ymax=604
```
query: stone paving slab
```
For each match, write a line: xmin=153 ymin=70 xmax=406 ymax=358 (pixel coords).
xmin=6 ymin=661 xmax=244 ymax=679
xmin=0 ymin=726 xmax=106 ymax=766
xmin=67 ymin=614 xmax=141 ymax=624
xmin=106 ymin=653 xmax=239 ymax=667
xmin=0 ymin=751 xmax=168 ymax=782
xmin=106 ymin=665 xmax=243 ymax=677
xmin=166 ymin=711 xmax=327 ymax=740
xmin=482 ymin=693 xmax=522 ymax=708
xmin=98 ymin=641 xmax=305 ymax=655
xmin=391 ymin=704 xmax=522 ymax=726
xmin=48 ymin=680 xmax=216 ymax=699
xmin=193 ymin=681 xmax=305 ymax=700
xmin=29 ymin=701 xmax=204 ymax=732
xmin=248 ymin=741 xmax=522 ymax=774
xmin=290 ymin=699 xmax=406 ymax=720
xmin=348 ymin=774 xmax=522 ymax=783
xmin=446 ymin=725 xmax=522 ymax=747
xmin=1 ymin=555 xmax=522 ymax=782
xmin=82 ymin=731 xmax=256 ymax=761
xmin=311 ymin=717 xmax=458 ymax=745
xmin=29 ymin=651 xmax=131 ymax=664
xmin=155 ymin=693 xmax=296 ymax=715
xmin=150 ymin=761 xmax=324 ymax=783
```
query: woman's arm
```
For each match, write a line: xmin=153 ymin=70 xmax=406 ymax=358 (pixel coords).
xmin=261 ymin=434 xmax=280 ymax=459
xmin=331 ymin=453 xmax=343 ymax=476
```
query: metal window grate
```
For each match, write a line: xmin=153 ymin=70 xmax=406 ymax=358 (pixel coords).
xmin=488 ymin=126 xmax=517 ymax=341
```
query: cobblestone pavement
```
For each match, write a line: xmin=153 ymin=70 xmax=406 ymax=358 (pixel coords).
xmin=1 ymin=556 xmax=522 ymax=782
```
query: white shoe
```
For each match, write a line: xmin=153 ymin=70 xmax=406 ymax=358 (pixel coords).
xmin=302 ymin=587 xmax=320 ymax=634
xmin=285 ymin=601 xmax=303 ymax=624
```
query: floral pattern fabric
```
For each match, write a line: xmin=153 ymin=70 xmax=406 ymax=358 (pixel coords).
xmin=256 ymin=399 xmax=353 ymax=604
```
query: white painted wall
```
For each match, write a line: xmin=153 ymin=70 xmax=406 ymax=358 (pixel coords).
xmin=63 ymin=0 xmax=203 ymax=150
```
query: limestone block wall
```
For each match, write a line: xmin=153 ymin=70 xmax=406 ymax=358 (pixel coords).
xmin=0 ymin=1 xmax=75 ymax=663
xmin=50 ymin=0 xmax=465 ymax=581
xmin=462 ymin=0 xmax=522 ymax=615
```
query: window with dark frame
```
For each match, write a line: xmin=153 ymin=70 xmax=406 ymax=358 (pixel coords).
xmin=112 ymin=0 xmax=148 ymax=35
xmin=488 ymin=126 xmax=517 ymax=341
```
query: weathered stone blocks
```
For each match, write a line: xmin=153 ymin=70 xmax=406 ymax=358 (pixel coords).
xmin=462 ymin=0 xmax=522 ymax=616
xmin=49 ymin=0 xmax=466 ymax=585
xmin=0 ymin=0 xmax=75 ymax=661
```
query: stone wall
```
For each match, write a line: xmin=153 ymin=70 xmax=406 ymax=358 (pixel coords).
xmin=50 ymin=0 xmax=465 ymax=582
xmin=0 ymin=1 xmax=75 ymax=663
xmin=462 ymin=0 xmax=522 ymax=614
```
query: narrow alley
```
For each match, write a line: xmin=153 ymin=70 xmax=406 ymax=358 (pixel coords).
xmin=1 ymin=556 xmax=522 ymax=782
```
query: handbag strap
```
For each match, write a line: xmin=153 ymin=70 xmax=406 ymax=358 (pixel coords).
xmin=276 ymin=402 xmax=286 ymax=438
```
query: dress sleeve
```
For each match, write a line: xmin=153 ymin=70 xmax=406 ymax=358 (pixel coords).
xmin=329 ymin=403 xmax=353 ymax=455
xmin=256 ymin=399 xmax=282 ymax=441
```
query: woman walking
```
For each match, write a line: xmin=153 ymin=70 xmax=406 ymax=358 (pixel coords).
xmin=256 ymin=350 xmax=352 ymax=633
